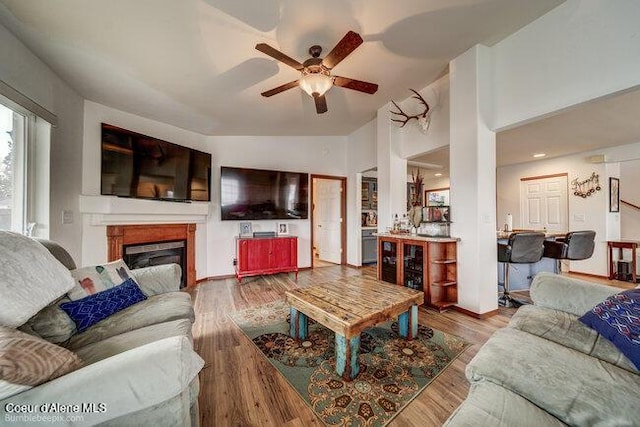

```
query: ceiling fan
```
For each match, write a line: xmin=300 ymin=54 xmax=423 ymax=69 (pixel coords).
xmin=255 ymin=31 xmax=378 ymax=114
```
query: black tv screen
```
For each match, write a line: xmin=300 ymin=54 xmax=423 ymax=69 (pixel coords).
xmin=101 ymin=124 xmax=211 ymax=202
xmin=220 ymin=166 xmax=308 ymax=220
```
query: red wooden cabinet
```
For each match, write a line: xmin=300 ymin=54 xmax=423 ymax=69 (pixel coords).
xmin=236 ymin=236 xmax=298 ymax=283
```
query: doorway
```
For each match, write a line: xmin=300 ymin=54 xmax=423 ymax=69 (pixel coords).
xmin=311 ymin=175 xmax=346 ymax=268
xmin=520 ymin=174 xmax=569 ymax=232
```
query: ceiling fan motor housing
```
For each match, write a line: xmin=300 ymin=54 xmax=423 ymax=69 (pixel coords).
xmin=308 ymin=45 xmax=322 ymax=58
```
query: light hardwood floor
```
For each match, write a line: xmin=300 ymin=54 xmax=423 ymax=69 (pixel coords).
xmin=187 ymin=266 xmax=631 ymax=426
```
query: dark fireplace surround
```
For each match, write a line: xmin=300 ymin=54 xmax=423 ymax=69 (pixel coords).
xmin=107 ymin=224 xmax=196 ymax=287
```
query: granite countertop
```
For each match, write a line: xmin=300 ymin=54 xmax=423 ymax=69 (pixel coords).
xmin=496 ymin=230 xmax=566 ymax=239
xmin=374 ymin=232 xmax=459 ymax=242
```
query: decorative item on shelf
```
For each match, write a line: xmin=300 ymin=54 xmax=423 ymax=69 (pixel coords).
xmin=390 ymin=213 xmax=409 ymax=234
xmin=422 ymin=206 xmax=450 ymax=222
xmin=390 ymin=89 xmax=432 ymax=133
xmin=419 ymin=222 xmax=450 ymax=237
xmin=365 ymin=211 xmax=377 ymax=226
xmin=571 ymin=172 xmax=601 ymax=198
xmin=407 ymin=169 xmax=424 ymax=227
xmin=239 ymin=222 xmax=252 ymax=238
xmin=277 ymin=222 xmax=289 ymax=236
xmin=419 ymin=206 xmax=451 ymax=237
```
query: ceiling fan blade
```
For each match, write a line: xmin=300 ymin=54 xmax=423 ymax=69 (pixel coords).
xmin=333 ymin=76 xmax=378 ymax=94
xmin=255 ymin=43 xmax=304 ymax=70
xmin=261 ymin=80 xmax=299 ymax=97
xmin=322 ymin=31 xmax=363 ymax=69
xmin=313 ymin=93 xmax=328 ymax=114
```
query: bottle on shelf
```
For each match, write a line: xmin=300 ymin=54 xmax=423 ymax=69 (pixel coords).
xmin=393 ymin=214 xmax=400 ymax=231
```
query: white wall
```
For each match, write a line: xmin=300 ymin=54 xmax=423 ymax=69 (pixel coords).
xmin=398 ymin=74 xmax=450 ymax=159
xmin=621 ymin=158 xmax=640 ymax=240
xmin=81 ymin=101 xmax=348 ymax=279
xmin=492 ymin=0 xmax=640 ymax=131
xmin=0 ymin=22 xmax=85 ymax=262
xmin=205 ymin=134 xmax=347 ymax=277
xmin=376 ymin=105 xmax=407 ymax=233
xmin=346 ymin=119 xmax=376 ymax=266
xmin=423 ymin=176 xmax=450 ymax=192
xmin=81 ymin=101 xmax=210 ymax=271
xmin=497 ymin=149 xmax=621 ymax=276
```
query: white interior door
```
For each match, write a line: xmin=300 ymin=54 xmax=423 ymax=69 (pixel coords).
xmin=315 ymin=179 xmax=342 ymax=264
xmin=520 ymin=175 xmax=568 ymax=232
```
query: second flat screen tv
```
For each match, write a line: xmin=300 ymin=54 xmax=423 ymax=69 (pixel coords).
xmin=220 ymin=166 xmax=309 ymax=220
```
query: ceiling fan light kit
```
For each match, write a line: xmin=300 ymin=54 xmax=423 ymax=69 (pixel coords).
xmin=255 ymin=31 xmax=378 ymax=114
xmin=299 ymin=71 xmax=333 ymax=97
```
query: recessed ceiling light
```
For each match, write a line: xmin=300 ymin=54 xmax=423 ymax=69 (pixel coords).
xmin=533 ymin=153 xmax=546 ymax=158
xmin=434 ymin=173 xmax=443 ymax=177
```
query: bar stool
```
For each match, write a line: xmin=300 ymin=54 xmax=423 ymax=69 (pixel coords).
xmin=543 ymin=230 xmax=596 ymax=273
xmin=497 ymin=232 xmax=546 ymax=308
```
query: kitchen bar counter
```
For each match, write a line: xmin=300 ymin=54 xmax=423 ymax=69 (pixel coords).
xmin=496 ymin=230 xmax=566 ymax=239
xmin=374 ymin=232 xmax=459 ymax=243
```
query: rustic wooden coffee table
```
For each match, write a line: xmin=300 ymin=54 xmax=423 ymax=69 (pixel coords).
xmin=284 ymin=276 xmax=424 ymax=381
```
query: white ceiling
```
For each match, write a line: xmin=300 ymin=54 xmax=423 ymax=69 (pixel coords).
xmin=0 ymin=0 xmax=562 ymax=136
xmin=411 ymin=87 xmax=640 ymax=174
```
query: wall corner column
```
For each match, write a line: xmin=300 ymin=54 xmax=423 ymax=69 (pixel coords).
xmin=376 ymin=104 xmax=407 ymax=231
xmin=449 ymin=45 xmax=498 ymax=315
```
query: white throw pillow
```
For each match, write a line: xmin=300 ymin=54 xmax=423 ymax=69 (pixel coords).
xmin=68 ymin=259 xmax=138 ymax=300
xmin=0 ymin=232 xmax=75 ymax=328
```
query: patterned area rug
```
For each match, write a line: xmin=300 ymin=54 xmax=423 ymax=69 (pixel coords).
xmin=229 ymin=300 xmax=470 ymax=426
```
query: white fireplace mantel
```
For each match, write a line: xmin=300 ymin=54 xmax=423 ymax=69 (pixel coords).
xmin=79 ymin=195 xmax=210 ymax=225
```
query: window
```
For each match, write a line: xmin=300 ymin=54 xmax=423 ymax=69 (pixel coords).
xmin=0 ymin=94 xmax=51 ymax=237
xmin=0 ymin=101 xmax=28 ymax=233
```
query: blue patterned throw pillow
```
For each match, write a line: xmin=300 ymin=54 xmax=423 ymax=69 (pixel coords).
xmin=579 ymin=288 xmax=640 ymax=369
xmin=60 ymin=278 xmax=147 ymax=333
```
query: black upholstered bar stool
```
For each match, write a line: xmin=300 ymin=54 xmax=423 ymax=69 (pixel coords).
xmin=543 ymin=230 xmax=596 ymax=273
xmin=497 ymin=232 xmax=546 ymax=308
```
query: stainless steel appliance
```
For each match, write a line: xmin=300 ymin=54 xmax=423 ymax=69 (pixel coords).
xmin=362 ymin=229 xmax=377 ymax=264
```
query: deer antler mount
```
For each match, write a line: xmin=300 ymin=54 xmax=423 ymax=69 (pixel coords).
xmin=390 ymin=89 xmax=432 ymax=133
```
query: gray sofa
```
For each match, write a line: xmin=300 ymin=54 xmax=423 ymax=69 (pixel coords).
xmin=445 ymin=272 xmax=640 ymax=426
xmin=0 ymin=236 xmax=203 ymax=426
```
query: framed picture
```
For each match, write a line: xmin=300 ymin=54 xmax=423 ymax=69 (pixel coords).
xmin=277 ymin=222 xmax=289 ymax=235
xmin=239 ymin=222 xmax=252 ymax=237
xmin=425 ymin=187 xmax=450 ymax=206
xmin=609 ymin=177 xmax=620 ymax=212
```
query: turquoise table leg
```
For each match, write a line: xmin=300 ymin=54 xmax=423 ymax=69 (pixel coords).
xmin=335 ymin=334 xmax=360 ymax=381
xmin=289 ymin=307 xmax=308 ymax=340
xmin=398 ymin=304 xmax=418 ymax=340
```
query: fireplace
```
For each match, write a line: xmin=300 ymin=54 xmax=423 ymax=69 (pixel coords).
xmin=106 ymin=224 xmax=196 ymax=287
xmin=124 ymin=240 xmax=187 ymax=288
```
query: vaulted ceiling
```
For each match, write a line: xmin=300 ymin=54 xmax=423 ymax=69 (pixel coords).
xmin=0 ymin=0 xmax=562 ymax=136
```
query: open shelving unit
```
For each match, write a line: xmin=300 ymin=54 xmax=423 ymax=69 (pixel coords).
xmin=377 ymin=235 xmax=458 ymax=311
xmin=427 ymin=241 xmax=458 ymax=310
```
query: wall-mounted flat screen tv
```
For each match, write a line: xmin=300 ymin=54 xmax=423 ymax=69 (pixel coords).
xmin=101 ymin=123 xmax=211 ymax=202
xmin=220 ymin=166 xmax=309 ymax=220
